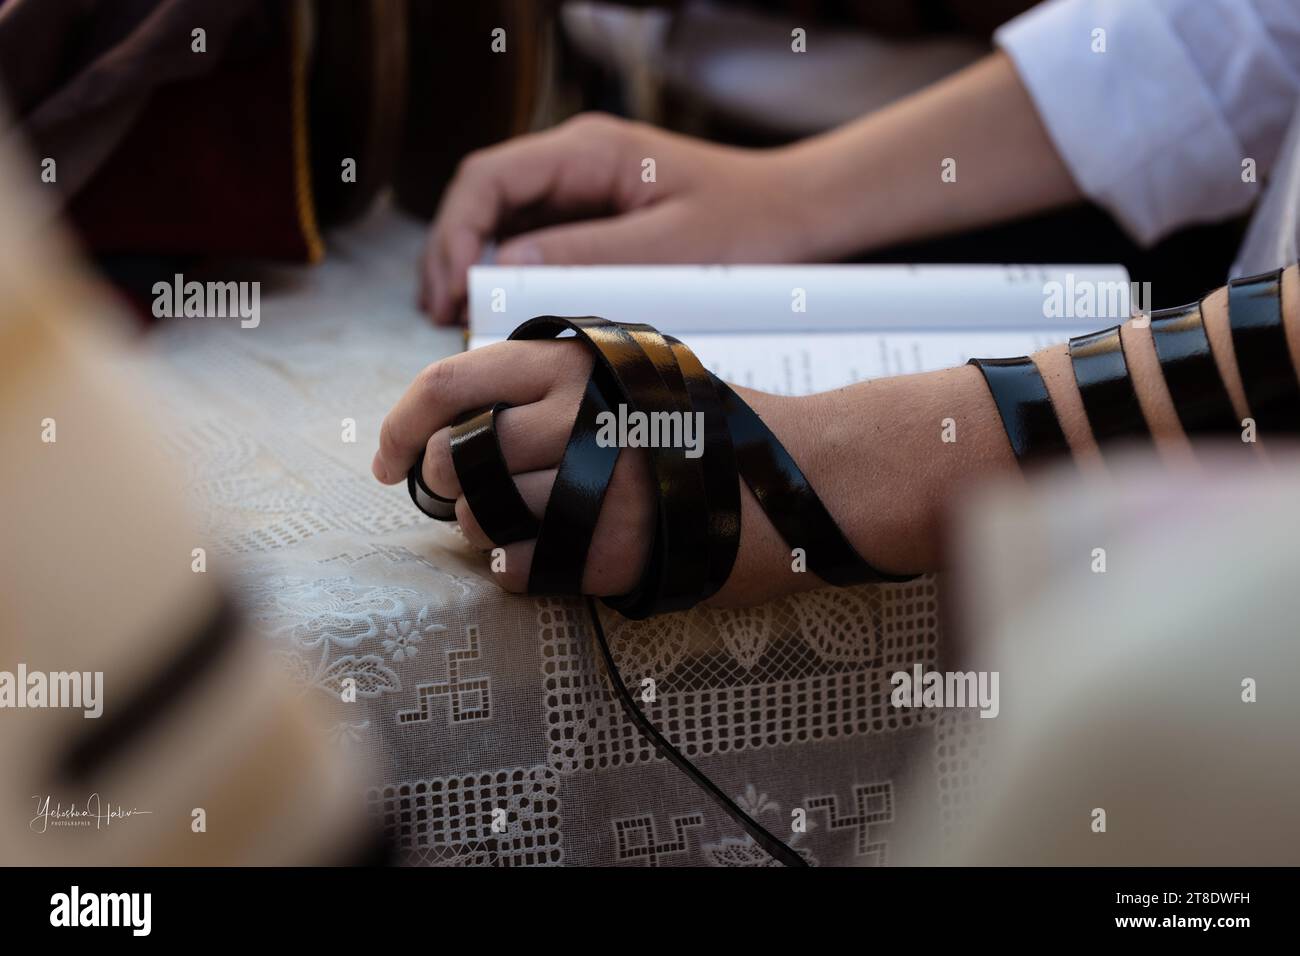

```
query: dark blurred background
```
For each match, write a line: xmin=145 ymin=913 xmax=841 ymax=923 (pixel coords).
xmin=0 ymin=0 xmax=1244 ymax=310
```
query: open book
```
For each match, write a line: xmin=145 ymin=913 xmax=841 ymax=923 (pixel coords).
xmin=467 ymin=264 xmax=1131 ymax=397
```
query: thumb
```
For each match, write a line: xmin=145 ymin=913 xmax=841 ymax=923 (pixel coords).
xmin=496 ymin=204 xmax=688 ymax=266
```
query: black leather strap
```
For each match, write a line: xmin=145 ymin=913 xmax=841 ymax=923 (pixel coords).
xmin=1228 ymin=268 xmax=1300 ymax=435
xmin=408 ymin=316 xmax=911 ymax=616
xmin=1068 ymin=326 xmax=1151 ymax=445
xmin=528 ymin=375 xmax=619 ymax=595
xmin=585 ymin=596 xmax=806 ymax=866
xmin=968 ymin=356 xmax=1070 ymax=465
xmin=1148 ymin=300 xmax=1240 ymax=436
xmin=407 ymin=451 xmax=457 ymax=520
xmin=449 ymin=403 xmax=540 ymax=546
xmin=407 ymin=316 xmax=888 ymax=866
xmin=514 ymin=317 xmax=718 ymax=617
xmin=716 ymin=378 xmax=910 ymax=587
xmin=668 ymin=338 xmax=742 ymax=597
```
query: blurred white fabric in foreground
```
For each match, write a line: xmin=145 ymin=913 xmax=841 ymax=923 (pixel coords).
xmin=933 ymin=453 xmax=1300 ymax=864
xmin=0 ymin=119 xmax=368 ymax=868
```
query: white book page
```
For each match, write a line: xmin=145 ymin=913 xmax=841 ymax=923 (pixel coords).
xmin=469 ymin=263 xmax=1131 ymax=334
xmin=467 ymin=263 xmax=1128 ymax=397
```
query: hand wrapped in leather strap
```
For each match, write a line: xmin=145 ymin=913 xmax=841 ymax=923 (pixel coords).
xmin=405 ymin=315 xmax=919 ymax=866
xmin=409 ymin=316 xmax=911 ymax=620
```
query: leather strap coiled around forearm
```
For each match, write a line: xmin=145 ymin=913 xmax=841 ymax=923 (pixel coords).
xmin=1148 ymin=299 xmax=1240 ymax=437
xmin=1228 ymin=268 xmax=1300 ymax=435
xmin=1067 ymin=325 xmax=1151 ymax=446
xmin=967 ymin=356 xmax=1070 ymax=466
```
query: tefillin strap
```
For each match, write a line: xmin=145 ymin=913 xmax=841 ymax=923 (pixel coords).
xmin=1147 ymin=299 xmax=1239 ymax=438
xmin=408 ymin=315 xmax=921 ymax=867
xmin=1067 ymin=325 xmax=1151 ymax=447
xmin=1227 ymin=268 xmax=1300 ymax=436
xmin=967 ymin=356 xmax=1070 ymax=466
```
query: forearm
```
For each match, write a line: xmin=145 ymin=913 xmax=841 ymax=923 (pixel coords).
xmin=806 ymin=265 xmax=1300 ymax=574
xmin=782 ymin=51 xmax=1081 ymax=260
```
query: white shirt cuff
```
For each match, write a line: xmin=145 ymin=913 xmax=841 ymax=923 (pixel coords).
xmin=994 ymin=0 xmax=1258 ymax=246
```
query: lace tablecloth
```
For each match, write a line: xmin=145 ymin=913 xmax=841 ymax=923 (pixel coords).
xmin=141 ymin=202 xmax=974 ymax=866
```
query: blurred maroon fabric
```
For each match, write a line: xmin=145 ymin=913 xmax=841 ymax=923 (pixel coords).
xmin=0 ymin=0 xmax=317 ymax=262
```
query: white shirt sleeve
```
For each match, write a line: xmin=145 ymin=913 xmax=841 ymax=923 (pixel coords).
xmin=1235 ymin=101 xmax=1300 ymax=276
xmin=995 ymin=0 xmax=1300 ymax=246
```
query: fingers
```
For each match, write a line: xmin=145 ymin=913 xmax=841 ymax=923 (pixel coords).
xmin=372 ymin=339 xmax=591 ymax=485
xmin=420 ymin=395 xmax=586 ymax=499
xmin=454 ymin=470 xmax=552 ymax=552
xmin=422 ymin=113 xmax=639 ymax=325
xmin=495 ymin=201 xmax=694 ymax=269
xmin=487 ymin=537 xmax=643 ymax=597
xmin=455 ymin=449 xmax=654 ymax=597
xmin=423 ymin=220 xmax=483 ymax=326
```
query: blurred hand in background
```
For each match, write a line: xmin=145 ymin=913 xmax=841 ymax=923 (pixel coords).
xmin=420 ymin=113 xmax=819 ymax=325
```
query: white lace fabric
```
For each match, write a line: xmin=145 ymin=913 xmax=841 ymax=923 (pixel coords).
xmin=140 ymin=202 xmax=972 ymax=866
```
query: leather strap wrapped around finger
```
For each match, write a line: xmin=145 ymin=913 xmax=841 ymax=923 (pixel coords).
xmin=409 ymin=315 xmax=912 ymax=619
xmin=449 ymin=403 xmax=540 ymax=546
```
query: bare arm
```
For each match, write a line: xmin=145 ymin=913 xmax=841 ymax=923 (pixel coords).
xmin=420 ymin=51 xmax=1081 ymax=323
xmin=785 ymin=50 xmax=1082 ymax=260
xmin=803 ymin=266 xmax=1300 ymax=574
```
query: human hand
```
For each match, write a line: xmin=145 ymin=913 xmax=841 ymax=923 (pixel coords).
xmin=420 ymin=112 xmax=817 ymax=325
xmin=370 ymin=337 xmax=879 ymax=606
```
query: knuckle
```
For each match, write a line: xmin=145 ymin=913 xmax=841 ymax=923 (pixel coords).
xmin=549 ymin=341 xmax=594 ymax=389
xmin=453 ymin=149 xmax=489 ymax=180
xmin=565 ymin=111 xmax=621 ymax=139
xmin=416 ymin=356 xmax=458 ymax=401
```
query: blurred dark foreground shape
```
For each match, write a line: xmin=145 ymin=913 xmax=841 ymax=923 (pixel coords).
xmin=0 ymin=0 xmax=1244 ymax=311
